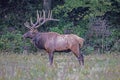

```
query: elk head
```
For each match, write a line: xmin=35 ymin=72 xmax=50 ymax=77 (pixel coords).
xmin=23 ymin=10 xmax=59 ymax=39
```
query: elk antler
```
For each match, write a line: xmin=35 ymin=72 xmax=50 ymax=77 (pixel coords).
xmin=24 ymin=10 xmax=59 ymax=29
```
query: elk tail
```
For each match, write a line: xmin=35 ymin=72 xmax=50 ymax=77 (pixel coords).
xmin=78 ymin=37 xmax=84 ymax=48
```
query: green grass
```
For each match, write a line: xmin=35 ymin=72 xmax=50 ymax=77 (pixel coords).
xmin=0 ymin=52 xmax=120 ymax=80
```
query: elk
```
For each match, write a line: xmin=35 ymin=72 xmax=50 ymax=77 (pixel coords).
xmin=23 ymin=10 xmax=84 ymax=65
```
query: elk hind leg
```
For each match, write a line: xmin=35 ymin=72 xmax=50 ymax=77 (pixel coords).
xmin=71 ymin=46 xmax=84 ymax=65
xmin=78 ymin=53 xmax=84 ymax=65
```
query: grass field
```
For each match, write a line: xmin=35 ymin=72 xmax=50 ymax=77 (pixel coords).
xmin=0 ymin=52 xmax=120 ymax=80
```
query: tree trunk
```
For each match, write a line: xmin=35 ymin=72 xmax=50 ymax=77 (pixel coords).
xmin=43 ymin=0 xmax=51 ymax=10
xmin=43 ymin=0 xmax=52 ymax=31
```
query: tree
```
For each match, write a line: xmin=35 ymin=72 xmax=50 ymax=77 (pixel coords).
xmin=43 ymin=0 xmax=51 ymax=10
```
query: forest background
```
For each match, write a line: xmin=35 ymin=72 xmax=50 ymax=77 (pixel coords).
xmin=0 ymin=0 xmax=119 ymax=54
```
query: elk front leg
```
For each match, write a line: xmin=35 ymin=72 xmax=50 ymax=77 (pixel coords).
xmin=48 ymin=52 xmax=54 ymax=65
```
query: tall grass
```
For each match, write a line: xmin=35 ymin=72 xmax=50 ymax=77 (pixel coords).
xmin=0 ymin=52 xmax=120 ymax=80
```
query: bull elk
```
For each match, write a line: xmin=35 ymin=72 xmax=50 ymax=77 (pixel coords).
xmin=23 ymin=10 xmax=84 ymax=65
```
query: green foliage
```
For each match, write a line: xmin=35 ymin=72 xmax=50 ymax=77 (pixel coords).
xmin=0 ymin=31 xmax=30 ymax=52
xmin=50 ymin=27 xmax=63 ymax=34
xmin=74 ymin=20 xmax=88 ymax=36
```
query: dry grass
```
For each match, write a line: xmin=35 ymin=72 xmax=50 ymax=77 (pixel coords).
xmin=0 ymin=52 xmax=120 ymax=80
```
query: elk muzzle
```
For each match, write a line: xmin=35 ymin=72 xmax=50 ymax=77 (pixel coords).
xmin=22 ymin=33 xmax=27 ymax=39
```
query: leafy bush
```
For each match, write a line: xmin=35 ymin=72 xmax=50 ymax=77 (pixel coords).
xmin=0 ymin=30 xmax=31 ymax=53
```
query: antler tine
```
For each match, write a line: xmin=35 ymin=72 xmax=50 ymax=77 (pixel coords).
xmin=33 ymin=10 xmax=44 ymax=28
xmin=30 ymin=17 xmax=34 ymax=26
xmin=47 ymin=10 xmax=51 ymax=19
xmin=33 ymin=10 xmax=41 ymax=28
xmin=37 ymin=10 xmax=40 ymax=22
xmin=48 ymin=10 xmax=59 ymax=21
xmin=30 ymin=10 xmax=59 ymax=29
xmin=24 ymin=21 xmax=31 ymax=29
xmin=35 ymin=10 xmax=40 ymax=25
xmin=50 ymin=10 xmax=52 ymax=18
xmin=39 ymin=11 xmax=42 ymax=18
xmin=48 ymin=10 xmax=50 ymax=18
xmin=36 ymin=10 xmax=47 ymax=26
xmin=43 ymin=10 xmax=45 ymax=19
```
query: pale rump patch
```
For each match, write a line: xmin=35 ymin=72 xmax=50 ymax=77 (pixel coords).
xmin=69 ymin=34 xmax=84 ymax=47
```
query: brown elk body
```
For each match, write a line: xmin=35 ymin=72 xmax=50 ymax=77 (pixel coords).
xmin=23 ymin=10 xmax=84 ymax=65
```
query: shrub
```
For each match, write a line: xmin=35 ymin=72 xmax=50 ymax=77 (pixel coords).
xmin=0 ymin=30 xmax=31 ymax=53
